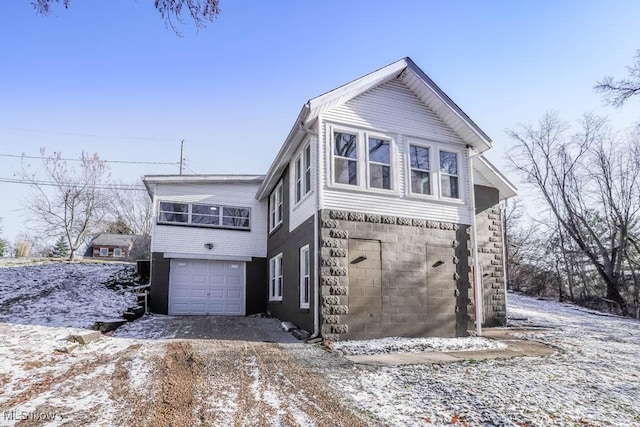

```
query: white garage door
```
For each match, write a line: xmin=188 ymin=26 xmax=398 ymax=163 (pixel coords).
xmin=169 ymin=259 xmax=245 ymax=315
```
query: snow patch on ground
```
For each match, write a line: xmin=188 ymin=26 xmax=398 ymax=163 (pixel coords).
xmin=0 ymin=262 xmax=136 ymax=329
xmin=333 ymin=336 xmax=507 ymax=356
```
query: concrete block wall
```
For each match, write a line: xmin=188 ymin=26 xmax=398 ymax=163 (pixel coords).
xmin=319 ymin=209 xmax=472 ymax=341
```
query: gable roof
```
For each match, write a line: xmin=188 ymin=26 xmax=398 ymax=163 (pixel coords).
xmin=472 ymin=156 xmax=517 ymax=200
xmin=90 ymin=233 xmax=139 ymax=247
xmin=256 ymin=57 xmax=493 ymax=200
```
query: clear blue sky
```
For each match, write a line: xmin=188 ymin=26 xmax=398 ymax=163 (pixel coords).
xmin=1 ymin=0 xmax=639 ymax=243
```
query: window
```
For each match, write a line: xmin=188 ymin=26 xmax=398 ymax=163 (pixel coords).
xmin=299 ymin=245 xmax=310 ymax=309
xmin=409 ymin=144 xmax=431 ymax=195
xmin=334 ymin=132 xmax=358 ymax=185
xmin=113 ymin=248 xmax=123 ymax=257
xmin=159 ymin=202 xmax=189 ymax=223
xmin=439 ymin=151 xmax=459 ymax=198
xmin=294 ymin=144 xmax=313 ymax=204
xmin=269 ymin=180 xmax=283 ymax=231
xmin=99 ymin=247 xmax=108 ymax=257
xmin=269 ymin=253 xmax=283 ymax=301
xmin=158 ymin=202 xmax=251 ymax=230
xmin=368 ymin=137 xmax=391 ymax=190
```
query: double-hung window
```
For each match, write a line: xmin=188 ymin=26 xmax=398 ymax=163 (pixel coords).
xmin=99 ymin=247 xmax=108 ymax=257
xmin=333 ymin=132 xmax=358 ymax=186
xmin=439 ymin=151 xmax=459 ymax=199
xmin=409 ymin=144 xmax=432 ymax=195
xmin=269 ymin=180 xmax=283 ymax=231
xmin=269 ymin=253 xmax=283 ymax=301
xmin=294 ymin=144 xmax=312 ymax=204
xmin=299 ymin=245 xmax=310 ymax=309
xmin=113 ymin=248 xmax=123 ymax=257
xmin=368 ymin=137 xmax=391 ymax=190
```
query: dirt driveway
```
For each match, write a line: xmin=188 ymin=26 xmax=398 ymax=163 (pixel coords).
xmin=0 ymin=316 xmax=371 ymax=427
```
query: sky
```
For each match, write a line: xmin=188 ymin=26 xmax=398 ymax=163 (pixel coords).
xmin=1 ymin=0 xmax=639 ymax=244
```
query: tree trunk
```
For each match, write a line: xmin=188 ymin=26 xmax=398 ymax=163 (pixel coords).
xmin=605 ymin=280 xmax=627 ymax=315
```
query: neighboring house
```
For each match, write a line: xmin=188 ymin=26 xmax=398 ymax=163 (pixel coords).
xmin=86 ymin=233 xmax=149 ymax=261
xmin=144 ymin=57 xmax=516 ymax=341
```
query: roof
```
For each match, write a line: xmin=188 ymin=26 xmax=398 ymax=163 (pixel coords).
xmin=256 ymin=57 xmax=493 ymax=200
xmin=143 ymin=174 xmax=265 ymax=197
xmin=90 ymin=234 xmax=140 ymax=247
xmin=472 ymin=156 xmax=517 ymax=200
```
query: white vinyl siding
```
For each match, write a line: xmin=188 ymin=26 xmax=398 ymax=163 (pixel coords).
xmin=318 ymin=77 xmax=472 ymax=225
xmin=150 ymin=182 xmax=267 ymax=257
xmin=299 ymin=245 xmax=310 ymax=309
xmin=269 ymin=253 xmax=283 ymax=301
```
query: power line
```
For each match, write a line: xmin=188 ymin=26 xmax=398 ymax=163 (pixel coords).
xmin=0 ymin=177 xmax=146 ymax=191
xmin=0 ymin=153 xmax=179 ymax=166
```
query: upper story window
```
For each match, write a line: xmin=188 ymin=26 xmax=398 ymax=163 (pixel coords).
xmin=294 ymin=144 xmax=312 ymax=204
xmin=269 ymin=180 xmax=283 ymax=231
xmin=407 ymin=141 xmax=462 ymax=201
xmin=158 ymin=201 xmax=251 ymax=230
xmin=368 ymin=138 xmax=391 ymax=190
xmin=439 ymin=151 xmax=459 ymax=199
xmin=331 ymin=127 xmax=395 ymax=191
xmin=334 ymin=132 xmax=358 ymax=185
xmin=409 ymin=145 xmax=431 ymax=195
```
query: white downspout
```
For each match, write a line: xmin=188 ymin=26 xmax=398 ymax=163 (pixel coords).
xmin=468 ymin=149 xmax=483 ymax=336
xmin=311 ymin=119 xmax=322 ymax=339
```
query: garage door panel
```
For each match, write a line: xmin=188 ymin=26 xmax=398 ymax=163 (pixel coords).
xmin=169 ymin=259 xmax=245 ymax=316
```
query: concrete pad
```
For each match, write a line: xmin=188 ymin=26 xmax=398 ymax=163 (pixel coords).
xmin=346 ymin=352 xmax=459 ymax=366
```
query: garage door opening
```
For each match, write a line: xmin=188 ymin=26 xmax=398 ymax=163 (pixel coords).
xmin=169 ymin=259 xmax=245 ymax=315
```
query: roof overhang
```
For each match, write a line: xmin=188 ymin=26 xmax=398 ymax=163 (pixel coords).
xmin=143 ymin=174 xmax=265 ymax=198
xmin=472 ymin=156 xmax=517 ymax=200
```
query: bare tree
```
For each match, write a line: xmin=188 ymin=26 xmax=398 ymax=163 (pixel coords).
xmin=595 ymin=50 xmax=640 ymax=107
xmin=507 ymin=113 xmax=640 ymax=314
xmin=105 ymin=183 xmax=153 ymax=236
xmin=32 ymin=0 xmax=220 ymax=34
xmin=21 ymin=149 xmax=110 ymax=261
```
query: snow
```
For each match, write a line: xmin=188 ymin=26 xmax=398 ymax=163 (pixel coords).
xmin=327 ymin=292 xmax=640 ymax=426
xmin=333 ymin=336 xmax=507 ymax=356
xmin=0 ymin=261 xmax=137 ymax=329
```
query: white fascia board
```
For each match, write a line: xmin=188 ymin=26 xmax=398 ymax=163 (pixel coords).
xmin=473 ymin=156 xmax=517 ymax=200
xmin=164 ymin=252 xmax=253 ymax=262
xmin=143 ymin=175 xmax=264 ymax=188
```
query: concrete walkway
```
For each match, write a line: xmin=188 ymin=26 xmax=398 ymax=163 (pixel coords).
xmin=344 ymin=327 xmax=556 ymax=366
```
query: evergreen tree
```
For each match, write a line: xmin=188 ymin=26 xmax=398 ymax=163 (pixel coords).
xmin=50 ymin=235 xmax=70 ymax=258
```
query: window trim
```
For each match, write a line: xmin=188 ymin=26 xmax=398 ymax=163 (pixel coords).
xmin=269 ymin=180 xmax=283 ymax=232
xmin=437 ymin=148 xmax=462 ymax=200
xmin=293 ymin=143 xmax=313 ymax=206
xmin=113 ymin=248 xmax=123 ymax=258
xmin=329 ymin=124 xmax=397 ymax=194
xmin=407 ymin=141 xmax=436 ymax=199
xmin=269 ymin=253 xmax=283 ymax=302
xmin=99 ymin=247 xmax=108 ymax=257
xmin=158 ymin=201 xmax=252 ymax=231
xmin=299 ymin=244 xmax=310 ymax=309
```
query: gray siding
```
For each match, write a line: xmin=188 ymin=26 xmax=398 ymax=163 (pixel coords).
xmin=267 ymin=165 xmax=316 ymax=332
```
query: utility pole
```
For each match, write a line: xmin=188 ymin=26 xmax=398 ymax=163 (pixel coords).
xmin=179 ymin=140 xmax=185 ymax=175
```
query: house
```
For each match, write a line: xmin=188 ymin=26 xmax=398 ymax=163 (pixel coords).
xmin=144 ymin=57 xmax=516 ymax=341
xmin=86 ymin=233 xmax=150 ymax=261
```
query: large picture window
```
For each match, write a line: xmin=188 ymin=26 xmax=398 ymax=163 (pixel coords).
xmin=299 ymin=245 xmax=310 ymax=309
xmin=269 ymin=180 xmax=283 ymax=231
xmin=158 ymin=201 xmax=251 ymax=230
xmin=269 ymin=253 xmax=283 ymax=301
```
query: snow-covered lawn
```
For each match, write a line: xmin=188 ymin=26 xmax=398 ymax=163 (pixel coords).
xmin=328 ymin=292 xmax=640 ymax=426
xmin=0 ymin=261 xmax=136 ymax=328
xmin=333 ymin=336 xmax=507 ymax=356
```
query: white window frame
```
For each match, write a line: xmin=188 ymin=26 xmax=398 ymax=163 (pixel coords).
xmin=113 ymin=248 xmax=123 ymax=257
xmin=99 ymin=247 xmax=108 ymax=257
xmin=269 ymin=180 xmax=283 ymax=232
xmin=299 ymin=244 xmax=310 ymax=309
xmin=269 ymin=253 xmax=283 ymax=301
xmin=329 ymin=124 xmax=397 ymax=193
xmin=407 ymin=141 xmax=435 ymax=198
xmin=293 ymin=143 xmax=313 ymax=205
xmin=437 ymin=148 xmax=462 ymax=200
xmin=158 ymin=201 xmax=251 ymax=230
